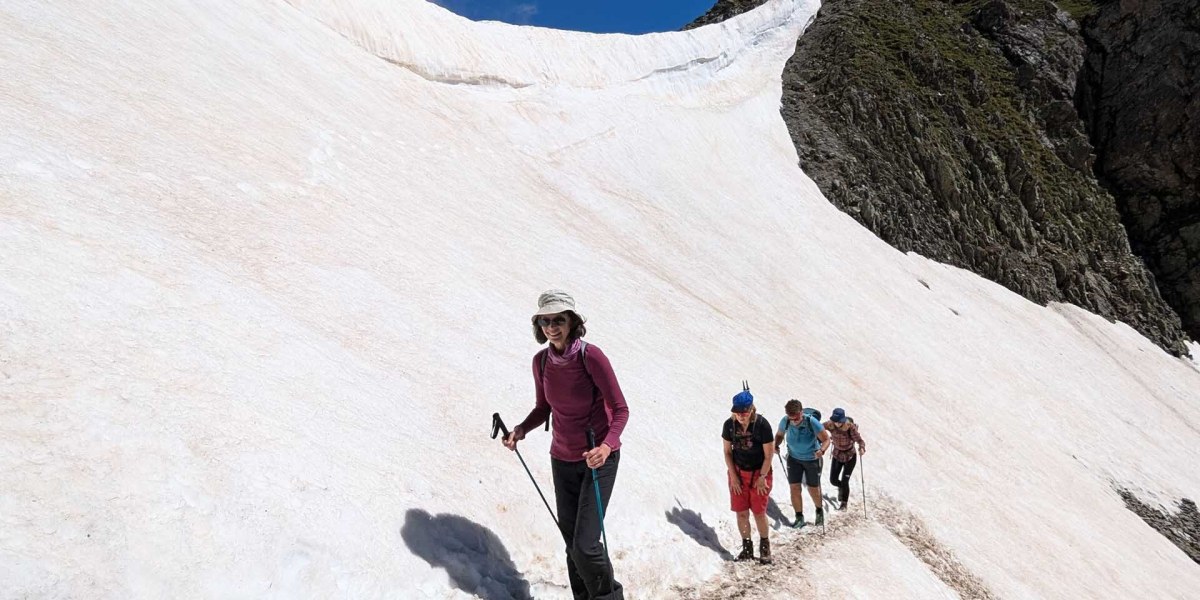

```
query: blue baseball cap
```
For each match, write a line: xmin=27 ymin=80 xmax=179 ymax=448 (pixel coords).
xmin=731 ymin=390 xmax=754 ymax=413
xmin=831 ymin=407 xmax=847 ymax=422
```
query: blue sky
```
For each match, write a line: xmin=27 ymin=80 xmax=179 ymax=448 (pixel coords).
xmin=428 ymin=0 xmax=720 ymax=34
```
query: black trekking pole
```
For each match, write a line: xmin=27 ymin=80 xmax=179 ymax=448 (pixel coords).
xmin=492 ymin=413 xmax=558 ymax=528
xmin=776 ymin=451 xmax=790 ymax=530
xmin=820 ymin=456 xmax=826 ymax=536
xmin=860 ymin=454 xmax=867 ymax=518
xmin=586 ymin=428 xmax=610 ymax=554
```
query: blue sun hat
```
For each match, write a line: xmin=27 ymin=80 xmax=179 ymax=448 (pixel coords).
xmin=731 ymin=381 xmax=754 ymax=413
xmin=831 ymin=407 xmax=847 ymax=423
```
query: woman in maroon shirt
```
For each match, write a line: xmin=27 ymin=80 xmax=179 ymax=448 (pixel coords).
xmin=503 ymin=290 xmax=629 ymax=600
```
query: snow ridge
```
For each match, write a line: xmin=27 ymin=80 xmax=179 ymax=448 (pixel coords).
xmin=283 ymin=0 xmax=819 ymax=97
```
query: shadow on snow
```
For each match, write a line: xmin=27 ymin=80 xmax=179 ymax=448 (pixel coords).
xmin=665 ymin=499 xmax=735 ymax=561
xmin=401 ymin=508 xmax=533 ymax=600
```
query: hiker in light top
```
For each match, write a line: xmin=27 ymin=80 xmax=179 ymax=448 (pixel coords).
xmin=824 ymin=407 xmax=866 ymax=511
xmin=504 ymin=290 xmax=630 ymax=600
xmin=721 ymin=384 xmax=775 ymax=564
xmin=775 ymin=399 xmax=830 ymax=528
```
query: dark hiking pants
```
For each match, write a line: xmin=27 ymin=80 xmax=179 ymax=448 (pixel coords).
xmin=551 ymin=450 xmax=623 ymax=600
xmin=830 ymin=455 xmax=858 ymax=504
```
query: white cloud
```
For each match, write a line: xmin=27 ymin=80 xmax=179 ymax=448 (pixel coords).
xmin=507 ymin=2 xmax=538 ymax=23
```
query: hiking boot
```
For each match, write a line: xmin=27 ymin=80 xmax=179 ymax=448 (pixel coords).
xmin=792 ymin=514 xmax=807 ymax=529
xmin=837 ymin=500 xmax=847 ymax=511
xmin=758 ymin=538 xmax=772 ymax=564
xmin=736 ymin=538 xmax=754 ymax=561
xmin=815 ymin=508 xmax=825 ymax=526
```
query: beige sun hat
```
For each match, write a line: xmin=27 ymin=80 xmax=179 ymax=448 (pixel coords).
xmin=532 ymin=289 xmax=586 ymax=323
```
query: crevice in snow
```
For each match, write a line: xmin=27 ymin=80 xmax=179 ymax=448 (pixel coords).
xmin=379 ymin=57 xmax=533 ymax=89
xmin=633 ymin=54 xmax=727 ymax=81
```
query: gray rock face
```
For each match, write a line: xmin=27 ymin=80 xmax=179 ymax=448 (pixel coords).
xmin=1118 ymin=488 xmax=1200 ymax=564
xmin=1078 ymin=0 xmax=1200 ymax=341
xmin=690 ymin=0 xmax=1188 ymax=355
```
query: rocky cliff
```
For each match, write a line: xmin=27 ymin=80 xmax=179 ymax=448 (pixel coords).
xmin=1078 ymin=0 xmax=1200 ymax=342
xmin=691 ymin=0 xmax=1191 ymax=355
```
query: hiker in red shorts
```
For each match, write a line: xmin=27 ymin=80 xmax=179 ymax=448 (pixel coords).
xmin=721 ymin=383 xmax=776 ymax=564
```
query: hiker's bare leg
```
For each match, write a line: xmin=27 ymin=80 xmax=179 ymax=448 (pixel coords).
xmin=753 ymin=512 xmax=770 ymax=538
xmin=736 ymin=510 xmax=751 ymax=538
xmin=790 ymin=483 xmax=804 ymax=515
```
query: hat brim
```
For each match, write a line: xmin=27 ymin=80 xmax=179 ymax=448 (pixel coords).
xmin=730 ymin=405 xmax=753 ymax=413
xmin=532 ymin=302 xmax=586 ymax=323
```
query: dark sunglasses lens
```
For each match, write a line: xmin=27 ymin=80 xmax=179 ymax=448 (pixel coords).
xmin=538 ymin=316 xmax=568 ymax=327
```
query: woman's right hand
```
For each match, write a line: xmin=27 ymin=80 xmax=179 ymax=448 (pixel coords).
xmin=503 ymin=426 xmax=525 ymax=451
xmin=728 ymin=470 xmax=742 ymax=494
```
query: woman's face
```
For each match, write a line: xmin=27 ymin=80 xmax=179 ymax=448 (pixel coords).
xmin=732 ymin=409 xmax=752 ymax=426
xmin=537 ymin=311 xmax=571 ymax=346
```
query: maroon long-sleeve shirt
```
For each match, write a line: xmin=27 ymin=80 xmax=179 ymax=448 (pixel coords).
xmin=516 ymin=341 xmax=630 ymax=462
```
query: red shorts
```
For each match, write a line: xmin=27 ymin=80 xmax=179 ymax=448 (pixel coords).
xmin=729 ymin=469 xmax=772 ymax=514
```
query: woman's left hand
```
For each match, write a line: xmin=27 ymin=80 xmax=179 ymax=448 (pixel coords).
xmin=583 ymin=443 xmax=611 ymax=469
xmin=754 ymin=475 xmax=770 ymax=495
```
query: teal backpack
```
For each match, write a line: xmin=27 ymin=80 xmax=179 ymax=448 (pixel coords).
xmin=800 ymin=407 xmax=821 ymax=432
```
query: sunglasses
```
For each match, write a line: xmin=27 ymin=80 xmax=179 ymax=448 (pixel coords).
xmin=537 ymin=316 xmax=569 ymax=328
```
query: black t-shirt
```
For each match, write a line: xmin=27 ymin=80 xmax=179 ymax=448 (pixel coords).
xmin=721 ymin=414 xmax=773 ymax=471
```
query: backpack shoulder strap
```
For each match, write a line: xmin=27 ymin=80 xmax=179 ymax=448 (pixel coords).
xmin=536 ymin=348 xmax=550 ymax=431
xmin=578 ymin=340 xmax=596 ymax=386
xmin=580 ymin=340 xmax=591 ymax=374
xmin=537 ymin=348 xmax=549 ymax=380
xmin=784 ymin=415 xmax=802 ymax=435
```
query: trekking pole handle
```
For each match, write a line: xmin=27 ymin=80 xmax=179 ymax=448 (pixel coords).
xmin=491 ymin=413 xmax=510 ymax=440
xmin=586 ymin=428 xmax=597 ymax=451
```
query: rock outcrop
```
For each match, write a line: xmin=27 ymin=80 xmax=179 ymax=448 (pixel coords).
xmin=691 ymin=0 xmax=1189 ymax=355
xmin=1078 ymin=0 xmax=1200 ymax=341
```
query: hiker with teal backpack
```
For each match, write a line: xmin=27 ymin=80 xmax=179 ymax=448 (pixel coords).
xmin=502 ymin=290 xmax=630 ymax=600
xmin=824 ymin=408 xmax=866 ymax=511
xmin=774 ymin=399 xmax=830 ymax=528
